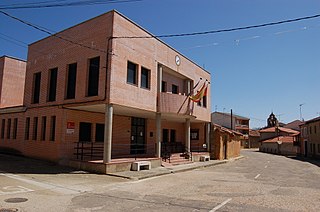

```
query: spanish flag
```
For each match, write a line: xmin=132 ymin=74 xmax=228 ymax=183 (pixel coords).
xmin=189 ymin=82 xmax=207 ymax=102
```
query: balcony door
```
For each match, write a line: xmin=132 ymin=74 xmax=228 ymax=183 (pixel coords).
xmin=130 ymin=117 xmax=146 ymax=154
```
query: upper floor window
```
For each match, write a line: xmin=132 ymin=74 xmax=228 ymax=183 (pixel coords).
xmin=141 ymin=67 xmax=150 ymax=89
xmin=87 ymin=57 xmax=100 ymax=96
xmin=172 ymin=84 xmax=179 ymax=94
xmin=0 ymin=119 xmax=5 ymax=139
xmin=161 ymin=81 xmax=167 ymax=92
xmin=48 ymin=68 xmax=58 ymax=102
xmin=66 ymin=63 xmax=77 ymax=99
xmin=127 ymin=61 xmax=137 ymax=85
xmin=32 ymin=72 xmax=41 ymax=104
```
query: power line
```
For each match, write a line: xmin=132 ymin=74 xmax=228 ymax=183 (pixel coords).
xmin=0 ymin=0 xmax=143 ymax=10
xmin=113 ymin=13 xmax=320 ymax=39
xmin=0 ymin=10 xmax=107 ymax=54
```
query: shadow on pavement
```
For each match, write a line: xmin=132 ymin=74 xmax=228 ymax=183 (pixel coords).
xmin=0 ymin=153 xmax=88 ymax=175
xmin=287 ymin=155 xmax=320 ymax=168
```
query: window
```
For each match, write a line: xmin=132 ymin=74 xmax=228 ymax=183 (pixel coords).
xmin=48 ymin=68 xmax=58 ymax=102
xmin=127 ymin=61 xmax=137 ymax=85
xmin=32 ymin=72 xmax=41 ymax=104
xmin=7 ymin=119 xmax=11 ymax=139
xmin=50 ymin=116 xmax=56 ymax=141
xmin=161 ymin=81 xmax=167 ymax=92
xmin=202 ymin=95 xmax=207 ymax=108
xmin=95 ymin=123 xmax=104 ymax=142
xmin=170 ymin=129 xmax=176 ymax=143
xmin=66 ymin=63 xmax=77 ymax=99
xmin=25 ymin=117 xmax=30 ymax=140
xmin=41 ymin=116 xmax=47 ymax=141
xmin=1 ymin=119 xmax=5 ymax=139
xmin=32 ymin=117 xmax=38 ymax=140
xmin=87 ymin=57 xmax=100 ymax=96
xmin=162 ymin=129 xmax=169 ymax=143
xmin=191 ymin=129 xmax=199 ymax=140
xmin=141 ymin=67 xmax=150 ymax=89
xmin=318 ymin=144 xmax=320 ymax=154
xmin=314 ymin=125 xmax=317 ymax=134
xmin=172 ymin=84 xmax=179 ymax=94
xmin=310 ymin=126 xmax=312 ymax=134
xmin=79 ymin=122 xmax=92 ymax=142
xmin=13 ymin=118 xmax=18 ymax=139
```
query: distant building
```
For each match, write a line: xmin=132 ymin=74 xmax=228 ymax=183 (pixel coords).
xmin=211 ymin=112 xmax=249 ymax=148
xmin=284 ymin=120 xmax=303 ymax=131
xmin=299 ymin=116 xmax=320 ymax=158
xmin=249 ymin=129 xmax=260 ymax=148
xmin=259 ymin=127 xmax=299 ymax=156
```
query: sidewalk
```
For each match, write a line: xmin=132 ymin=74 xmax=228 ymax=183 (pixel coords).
xmin=107 ymin=155 xmax=244 ymax=180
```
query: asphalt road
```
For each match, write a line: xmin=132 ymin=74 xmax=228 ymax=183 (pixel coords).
xmin=1 ymin=150 xmax=320 ymax=211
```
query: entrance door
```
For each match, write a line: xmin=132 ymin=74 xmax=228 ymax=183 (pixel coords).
xmin=305 ymin=141 xmax=308 ymax=157
xmin=130 ymin=117 xmax=146 ymax=154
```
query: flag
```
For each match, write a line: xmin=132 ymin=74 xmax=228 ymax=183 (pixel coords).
xmin=189 ymin=82 xmax=207 ymax=102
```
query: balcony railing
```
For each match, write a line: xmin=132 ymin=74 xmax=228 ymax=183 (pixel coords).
xmin=159 ymin=92 xmax=191 ymax=114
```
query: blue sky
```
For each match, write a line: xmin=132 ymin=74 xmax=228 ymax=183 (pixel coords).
xmin=1 ymin=0 xmax=319 ymax=128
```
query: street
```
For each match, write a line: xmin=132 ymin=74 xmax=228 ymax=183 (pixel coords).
xmin=1 ymin=149 xmax=320 ymax=211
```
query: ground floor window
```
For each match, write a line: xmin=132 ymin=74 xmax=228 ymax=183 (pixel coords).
xmin=95 ymin=123 xmax=104 ymax=142
xmin=79 ymin=122 xmax=92 ymax=142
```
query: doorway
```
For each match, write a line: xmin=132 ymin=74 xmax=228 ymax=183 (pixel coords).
xmin=130 ymin=117 xmax=146 ymax=154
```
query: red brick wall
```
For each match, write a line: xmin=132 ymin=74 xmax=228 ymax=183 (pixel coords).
xmin=0 ymin=56 xmax=26 ymax=108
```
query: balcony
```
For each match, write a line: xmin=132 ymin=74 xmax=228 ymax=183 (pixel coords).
xmin=159 ymin=92 xmax=191 ymax=115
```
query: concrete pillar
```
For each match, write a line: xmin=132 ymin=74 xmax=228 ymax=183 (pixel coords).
xmin=156 ymin=113 xmax=161 ymax=158
xmin=103 ymin=104 xmax=113 ymax=163
xmin=206 ymin=123 xmax=210 ymax=151
xmin=185 ymin=118 xmax=191 ymax=152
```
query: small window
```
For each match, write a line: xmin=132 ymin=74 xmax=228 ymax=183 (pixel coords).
xmin=48 ymin=68 xmax=58 ymax=102
xmin=50 ymin=116 xmax=56 ymax=141
xmin=32 ymin=72 xmax=41 ymax=104
xmin=25 ymin=117 xmax=30 ymax=140
xmin=0 ymin=119 xmax=4 ymax=139
xmin=95 ymin=123 xmax=104 ymax=142
xmin=172 ymin=84 xmax=179 ymax=94
xmin=203 ymin=95 xmax=207 ymax=108
xmin=79 ymin=122 xmax=92 ymax=142
xmin=66 ymin=63 xmax=77 ymax=99
xmin=314 ymin=125 xmax=317 ymax=134
xmin=161 ymin=81 xmax=167 ymax=92
xmin=191 ymin=129 xmax=199 ymax=140
xmin=127 ymin=61 xmax=137 ymax=85
xmin=32 ymin=117 xmax=38 ymax=140
xmin=87 ymin=57 xmax=100 ymax=96
xmin=13 ymin=118 xmax=18 ymax=139
xmin=41 ymin=116 xmax=47 ymax=141
xmin=7 ymin=119 xmax=11 ymax=139
xmin=141 ymin=67 xmax=150 ymax=89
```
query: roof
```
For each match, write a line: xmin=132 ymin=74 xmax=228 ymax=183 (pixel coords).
xmin=213 ymin=123 xmax=243 ymax=136
xmin=261 ymin=136 xmax=295 ymax=143
xmin=284 ymin=120 xmax=304 ymax=131
xmin=249 ymin=129 xmax=260 ymax=137
xmin=259 ymin=127 xmax=300 ymax=135
xmin=304 ymin=116 xmax=320 ymax=124
xmin=0 ymin=55 xmax=26 ymax=62
xmin=212 ymin=112 xmax=250 ymax=120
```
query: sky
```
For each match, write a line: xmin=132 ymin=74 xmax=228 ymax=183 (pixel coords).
xmin=1 ymin=0 xmax=320 ymax=128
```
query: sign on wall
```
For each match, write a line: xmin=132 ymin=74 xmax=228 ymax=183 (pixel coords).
xmin=66 ymin=121 xmax=75 ymax=134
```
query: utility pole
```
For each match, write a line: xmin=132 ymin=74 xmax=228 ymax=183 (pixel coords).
xmin=230 ymin=109 xmax=233 ymax=130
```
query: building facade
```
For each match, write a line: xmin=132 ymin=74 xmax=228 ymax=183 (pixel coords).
xmin=211 ymin=112 xmax=249 ymax=147
xmin=300 ymin=117 xmax=320 ymax=158
xmin=0 ymin=10 xmax=211 ymax=166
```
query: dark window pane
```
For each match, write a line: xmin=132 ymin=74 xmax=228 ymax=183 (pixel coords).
xmin=41 ymin=116 xmax=46 ymax=141
xmin=66 ymin=63 xmax=77 ymax=99
xmin=79 ymin=122 xmax=92 ymax=142
xmin=13 ymin=118 xmax=18 ymax=139
xmin=50 ymin=116 xmax=56 ymax=141
xmin=87 ymin=57 xmax=100 ymax=96
xmin=127 ymin=61 xmax=137 ymax=84
xmin=1 ymin=119 xmax=5 ymax=139
xmin=141 ymin=67 xmax=150 ymax=89
xmin=7 ymin=119 xmax=11 ymax=139
xmin=25 ymin=117 xmax=30 ymax=140
xmin=95 ymin=123 xmax=104 ymax=142
xmin=172 ymin=84 xmax=178 ymax=94
xmin=32 ymin=72 xmax=41 ymax=103
xmin=48 ymin=68 xmax=58 ymax=102
xmin=161 ymin=81 xmax=167 ymax=92
xmin=32 ymin=117 xmax=38 ymax=140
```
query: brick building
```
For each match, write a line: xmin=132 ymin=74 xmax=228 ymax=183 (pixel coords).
xmin=300 ymin=116 xmax=320 ymax=158
xmin=0 ymin=10 xmax=211 ymax=170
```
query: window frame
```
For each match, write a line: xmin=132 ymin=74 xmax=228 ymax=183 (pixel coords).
xmin=87 ymin=56 xmax=100 ymax=97
xmin=66 ymin=63 xmax=77 ymax=99
xmin=140 ymin=67 xmax=150 ymax=89
xmin=127 ymin=61 xmax=138 ymax=85
xmin=48 ymin=67 xmax=58 ymax=102
xmin=32 ymin=72 xmax=41 ymax=104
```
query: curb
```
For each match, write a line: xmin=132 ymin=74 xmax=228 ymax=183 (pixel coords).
xmin=107 ymin=155 xmax=245 ymax=180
